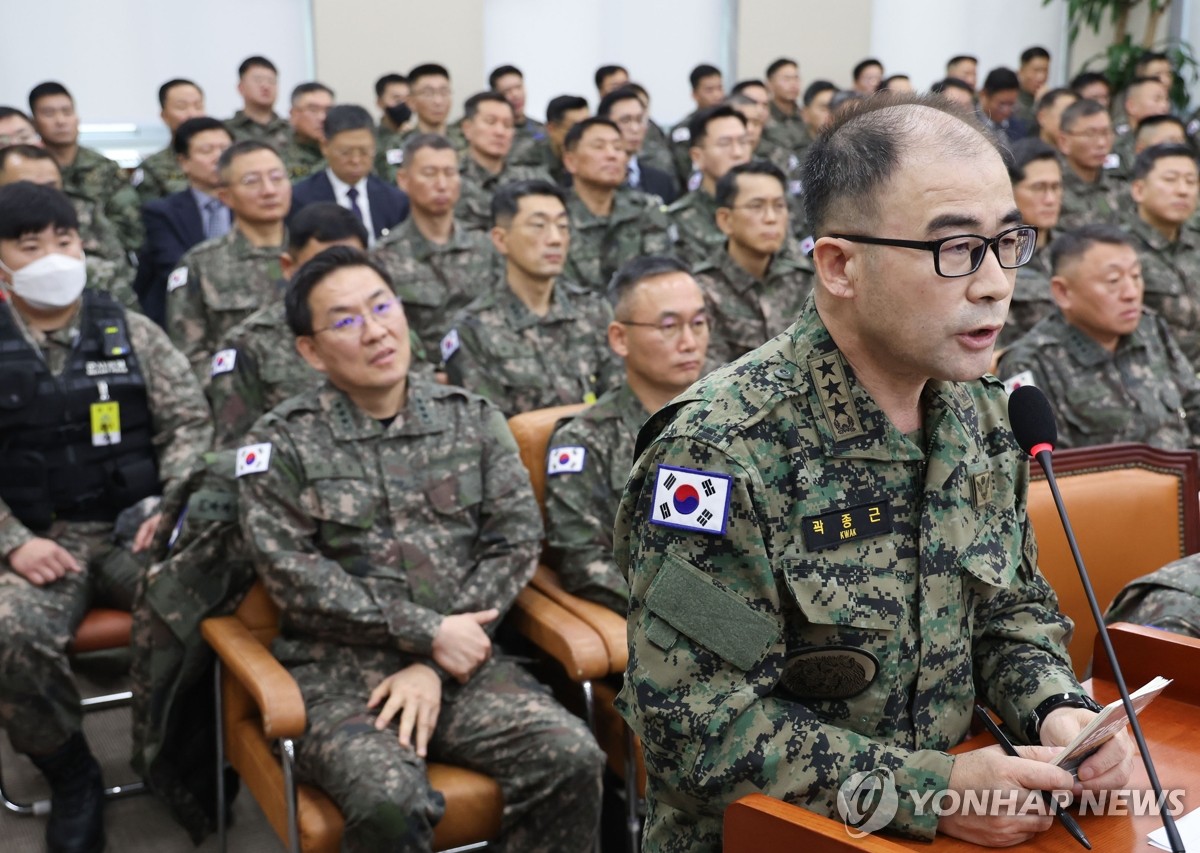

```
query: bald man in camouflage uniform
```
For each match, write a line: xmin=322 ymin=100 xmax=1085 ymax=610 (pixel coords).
xmin=616 ymin=96 xmax=1132 ymax=852
xmin=237 ymin=246 xmax=602 ymax=853
xmin=545 ymin=256 xmax=708 ymax=613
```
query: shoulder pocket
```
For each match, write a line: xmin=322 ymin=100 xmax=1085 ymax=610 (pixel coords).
xmin=644 ymin=552 xmax=778 ymax=671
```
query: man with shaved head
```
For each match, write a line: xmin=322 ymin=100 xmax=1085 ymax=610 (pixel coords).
xmin=615 ymin=94 xmax=1134 ymax=852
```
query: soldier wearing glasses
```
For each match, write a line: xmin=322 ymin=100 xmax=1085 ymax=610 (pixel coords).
xmin=236 ymin=246 xmax=604 ymax=852
xmin=166 ymin=140 xmax=290 ymax=383
xmin=615 ymin=94 xmax=1134 ymax=852
xmin=544 ymin=255 xmax=708 ymax=614
xmin=693 ymin=160 xmax=815 ymax=364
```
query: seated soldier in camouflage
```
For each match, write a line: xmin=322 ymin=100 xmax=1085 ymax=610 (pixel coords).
xmin=998 ymin=224 xmax=1200 ymax=449
xmin=207 ymin=203 xmax=368 ymax=448
xmin=1056 ymin=98 xmax=1126 ymax=231
xmin=488 ymin=65 xmax=545 ymax=163
xmin=29 ymin=81 xmax=144 ymax=255
xmin=508 ymin=94 xmax=589 ymax=188
xmin=443 ymin=180 xmax=619 ymax=416
xmin=455 ymin=92 xmax=552 ymax=233
xmin=133 ymin=78 xmax=206 ymax=203
xmin=237 ymin=246 xmax=603 ymax=852
xmin=225 ymin=56 xmax=291 ymax=151
xmin=0 ymin=144 xmax=139 ymax=311
xmin=545 ymin=255 xmax=708 ymax=613
xmin=695 ymin=160 xmax=815 ymax=365
xmin=0 ymin=182 xmax=212 ymax=853
xmin=617 ymin=95 xmax=1134 ymax=851
xmin=998 ymin=138 xmax=1063 ymax=347
xmin=665 ymin=105 xmax=753 ymax=266
xmin=1123 ymin=143 xmax=1200 ymax=366
xmin=668 ymin=65 xmax=727 ymax=185
xmin=280 ymin=82 xmax=334 ymax=182
xmin=373 ymin=133 xmax=499 ymax=361
xmin=166 ymin=140 xmax=290 ymax=382
xmin=560 ymin=117 xmax=673 ymax=293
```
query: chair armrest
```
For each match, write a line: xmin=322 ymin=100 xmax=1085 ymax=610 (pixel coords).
xmin=509 ymin=582 xmax=612 ymax=683
xmin=200 ymin=615 xmax=307 ymax=739
xmin=531 ymin=564 xmax=628 ymax=673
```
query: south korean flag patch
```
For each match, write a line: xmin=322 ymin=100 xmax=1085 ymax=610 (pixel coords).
xmin=440 ymin=328 xmax=461 ymax=362
xmin=649 ymin=464 xmax=732 ymax=535
xmin=167 ymin=267 xmax=188 ymax=292
xmin=1003 ymin=370 xmax=1035 ymax=395
xmin=210 ymin=348 xmax=238 ymax=377
xmin=235 ymin=442 xmax=272 ymax=477
xmin=547 ymin=445 xmax=586 ymax=475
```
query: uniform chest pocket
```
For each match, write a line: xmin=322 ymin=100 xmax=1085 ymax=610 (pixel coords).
xmin=396 ymin=277 xmax=446 ymax=309
xmin=424 ymin=470 xmax=483 ymax=517
xmin=309 ymin=481 xmax=380 ymax=530
xmin=782 ymin=563 xmax=906 ymax=632
xmin=200 ymin=278 xmax=261 ymax=313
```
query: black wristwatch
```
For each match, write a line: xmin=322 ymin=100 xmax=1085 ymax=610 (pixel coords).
xmin=1025 ymin=692 xmax=1105 ymax=744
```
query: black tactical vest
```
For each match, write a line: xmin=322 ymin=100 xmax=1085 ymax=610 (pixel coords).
xmin=0 ymin=290 xmax=159 ymax=530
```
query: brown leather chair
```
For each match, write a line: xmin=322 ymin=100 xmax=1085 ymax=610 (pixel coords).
xmin=1027 ymin=443 xmax=1200 ymax=677
xmin=0 ymin=609 xmax=146 ymax=816
xmin=201 ymin=577 xmax=610 ymax=853
xmin=508 ymin=405 xmax=646 ymax=852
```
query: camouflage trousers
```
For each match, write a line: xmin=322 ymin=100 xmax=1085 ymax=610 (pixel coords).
xmin=0 ymin=520 xmax=145 ymax=755
xmin=290 ymin=655 xmax=605 ymax=853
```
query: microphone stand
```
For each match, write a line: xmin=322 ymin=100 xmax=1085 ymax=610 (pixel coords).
xmin=1034 ymin=447 xmax=1185 ymax=853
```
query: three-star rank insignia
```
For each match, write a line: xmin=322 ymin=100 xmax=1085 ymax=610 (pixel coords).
xmin=808 ymin=353 xmax=864 ymax=440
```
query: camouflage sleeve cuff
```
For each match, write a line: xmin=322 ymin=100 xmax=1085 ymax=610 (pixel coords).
xmin=384 ymin=601 xmax=443 ymax=656
xmin=888 ymin=749 xmax=954 ymax=840
xmin=0 ymin=513 xmax=35 ymax=560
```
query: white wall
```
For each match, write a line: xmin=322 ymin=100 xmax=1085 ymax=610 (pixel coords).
xmin=0 ymin=0 xmax=312 ymax=126
xmin=313 ymin=0 xmax=485 ymax=122
xmin=869 ymin=0 xmax=1068 ymax=90
xmin=483 ymin=0 xmax=732 ymax=126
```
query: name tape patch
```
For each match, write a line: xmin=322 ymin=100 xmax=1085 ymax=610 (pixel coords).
xmin=802 ymin=500 xmax=892 ymax=552
xmin=649 ymin=464 xmax=732 ymax=535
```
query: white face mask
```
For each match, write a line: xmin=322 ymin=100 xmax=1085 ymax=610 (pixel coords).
xmin=0 ymin=252 xmax=87 ymax=310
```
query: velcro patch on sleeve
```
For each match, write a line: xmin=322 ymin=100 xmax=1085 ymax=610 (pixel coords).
xmin=644 ymin=553 xmax=778 ymax=670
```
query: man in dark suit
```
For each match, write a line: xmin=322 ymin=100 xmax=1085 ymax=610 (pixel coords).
xmin=598 ymin=87 xmax=679 ymax=203
xmin=288 ymin=104 xmax=408 ymax=247
xmin=137 ymin=116 xmax=233 ymax=327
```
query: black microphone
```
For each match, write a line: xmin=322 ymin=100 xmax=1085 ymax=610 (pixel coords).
xmin=1008 ymin=385 xmax=1185 ymax=853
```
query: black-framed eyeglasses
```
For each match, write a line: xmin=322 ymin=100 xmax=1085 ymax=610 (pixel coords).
xmin=827 ymin=225 xmax=1039 ymax=278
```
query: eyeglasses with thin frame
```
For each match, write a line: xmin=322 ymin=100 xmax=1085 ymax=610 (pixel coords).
xmin=827 ymin=225 xmax=1038 ymax=278
xmin=313 ymin=298 xmax=400 ymax=336
xmin=618 ymin=313 xmax=709 ymax=342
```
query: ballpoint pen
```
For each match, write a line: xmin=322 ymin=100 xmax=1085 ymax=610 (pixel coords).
xmin=973 ymin=704 xmax=1092 ymax=850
